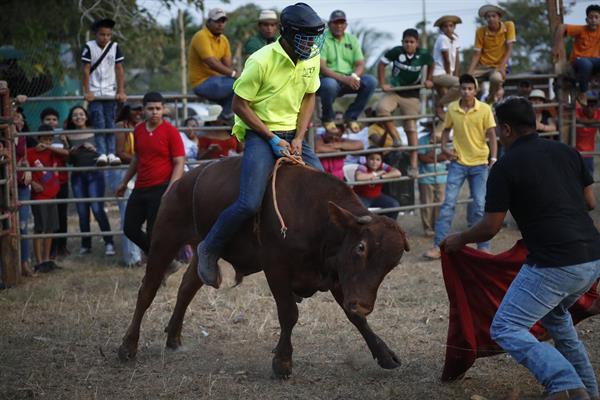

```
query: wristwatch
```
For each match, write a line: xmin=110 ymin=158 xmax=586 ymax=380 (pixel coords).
xmin=351 ymin=73 xmax=361 ymax=82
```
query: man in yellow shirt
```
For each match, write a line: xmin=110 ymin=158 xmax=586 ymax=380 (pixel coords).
xmin=468 ymin=5 xmax=516 ymax=103
xmin=188 ymin=8 xmax=236 ymax=120
xmin=196 ymin=3 xmax=325 ymax=288
xmin=424 ymin=74 xmax=497 ymax=259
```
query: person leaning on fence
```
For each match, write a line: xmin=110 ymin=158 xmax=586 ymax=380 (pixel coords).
xmin=575 ymin=91 xmax=600 ymax=177
xmin=115 ymin=92 xmax=185 ymax=256
xmin=114 ymin=103 xmax=143 ymax=268
xmin=529 ymin=89 xmax=557 ymax=135
xmin=244 ymin=9 xmax=279 ymax=57
xmin=195 ymin=2 xmax=326 ymax=288
xmin=442 ymin=96 xmax=600 ymax=400
xmin=553 ymin=4 xmax=600 ymax=107
xmin=376 ymin=28 xmax=434 ymax=178
xmin=26 ymin=125 xmax=69 ymax=273
xmin=467 ymin=5 xmax=515 ymax=103
xmin=424 ymin=74 xmax=497 ymax=260
xmin=432 ymin=15 xmax=462 ymax=121
xmin=353 ymin=148 xmax=401 ymax=221
xmin=81 ymin=18 xmax=125 ymax=167
xmin=517 ymin=79 xmax=533 ymax=98
xmin=189 ymin=8 xmax=236 ymax=121
xmin=317 ymin=9 xmax=377 ymax=135
xmin=65 ymin=106 xmax=115 ymax=257
xmin=197 ymin=112 xmax=243 ymax=160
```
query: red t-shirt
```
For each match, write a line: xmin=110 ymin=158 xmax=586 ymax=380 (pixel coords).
xmin=576 ymin=107 xmax=600 ymax=157
xmin=353 ymin=163 xmax=392 ymax=199
xmin=134 ymin=121 xmax=185 ymax=189
xmin=198 ymin=136 xmax=239 ymax=159
xmin=26 ymin=148 xmax=61 ymax=200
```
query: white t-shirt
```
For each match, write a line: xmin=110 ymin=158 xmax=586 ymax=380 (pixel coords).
xmin=81 ymin=40 xmax=124 ymax=96
xmin=433 ymin=34 xmax=460 ymax=76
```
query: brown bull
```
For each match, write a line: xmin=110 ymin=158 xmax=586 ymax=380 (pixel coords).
xmin=118 ymin=157 xmax=410 ymax=378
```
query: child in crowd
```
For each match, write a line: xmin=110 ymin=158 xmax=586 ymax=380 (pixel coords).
xmin=26 ymin=125 xmax=68 ymax=272
xmin=315 ymin=111 xmax=363 ymax=180
xmin=353 ymin=149 xmax=401 ymax=220
xmin=432 ymin=15 xmax=462 ymax=120
xmin=576 ymin=91 xmax=600 ymax=176
xmin=180 ymin=117 xmax=200 ymax=165
xmin=198 ymin=119 xmax=243 ymax=160
xmin=81 ymin=18 xmax=125 ymax=167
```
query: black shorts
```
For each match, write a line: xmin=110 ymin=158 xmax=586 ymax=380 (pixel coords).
xmin=32 ymin=203 xmax=59 ymax=234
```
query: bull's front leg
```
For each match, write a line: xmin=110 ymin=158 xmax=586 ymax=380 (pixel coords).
xmin=264 ymin=267 xmax=299 ymax=379
xmin=331 ymin=286 xmax=401 ymax=369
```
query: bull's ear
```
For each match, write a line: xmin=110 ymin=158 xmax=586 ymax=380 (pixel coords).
xmin=328 ymin=201 xmax=357 ymax=229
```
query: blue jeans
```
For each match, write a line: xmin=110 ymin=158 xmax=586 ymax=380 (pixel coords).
xmin=573 ymin=57 xmax=600 ymax=93
xmin=434 ymin=162 xmax=489 ymax=249
xmin=491 ymin=260 xmax=600 ymax=397
xmin=359 ymin=193 xmax=399 ymax=221
xmin=71 ymin=171 xmax=113 ymax=249
xmin=193 ymin=76 xmax=235 ymax=118
xmin=18 ymin=186 xmax=31 ymax=263
xmin=112 ymin=169 xmax=141 ymax=265
xmin=88 ymin=100 xmax=117 ymax=155
xmin=317 ymin=75 xmax=377 ymax=122
xmin=203 ymin=131 xmax=323 ymax=253
xmin=583 ymin=157 xmax=594 ymax=178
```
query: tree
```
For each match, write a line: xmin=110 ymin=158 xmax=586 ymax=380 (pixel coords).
xmin=223 ymin=3 xmax=265 ymax=70
xmin=348 ymin=20 xmax=393 ymax=71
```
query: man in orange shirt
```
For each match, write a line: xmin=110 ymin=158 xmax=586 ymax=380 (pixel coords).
xmin=189 ymin=8 xmax=236 ymax=120
xmin=554 ymin=4 xmax=600 ymax=106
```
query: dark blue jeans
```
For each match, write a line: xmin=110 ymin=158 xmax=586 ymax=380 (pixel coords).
xmin=88 ymin=100 xmax=117 ymax=155
xmin=573 ymin=57 xmax=600 ymax=93
xmin=193 ymin=76 xmax=235 ymax=118
xmin=317 ymin=75 xmax=377 ymax=122
xmin=71 ymin=171 xmax=113 ymax=249
xmin=203 ymin=131 xmax=323 ymax=253
xmin=18 ymin=186 xmax=31 ymax=263
xmin=359 ymin=193 xmax=399 ymax=221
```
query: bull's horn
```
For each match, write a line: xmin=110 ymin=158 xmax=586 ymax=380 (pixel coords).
xmin=356 ymin=215 xmax=372 ymax=225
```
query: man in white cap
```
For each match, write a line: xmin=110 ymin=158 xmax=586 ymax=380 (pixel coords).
xmin=467 ymin=5 xmax=516 ymax=103
xmin=189 ymin=8 xmax=236 ymax=120
xmin=244 ymin=9 xmax=279 ymax=57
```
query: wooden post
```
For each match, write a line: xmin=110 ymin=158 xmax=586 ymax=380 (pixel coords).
xmin=0 ymin=81 xmax=21 ymax=287
xmin=179 ymin=9 xmax=188 ymax=120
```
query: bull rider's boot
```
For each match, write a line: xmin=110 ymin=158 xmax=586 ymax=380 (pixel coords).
xmin=196 ymin=241 xmax=220 ymax=289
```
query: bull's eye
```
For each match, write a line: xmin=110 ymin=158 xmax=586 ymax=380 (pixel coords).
xmin=356 ymin=241 xmax=366 ymax=254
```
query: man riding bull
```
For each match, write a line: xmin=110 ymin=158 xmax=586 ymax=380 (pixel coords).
xmin=196 ymin=2 xmax=326 ymax=288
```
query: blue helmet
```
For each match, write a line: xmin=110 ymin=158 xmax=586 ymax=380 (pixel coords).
xmin=280 ymin=3 xmax=325 ymax=60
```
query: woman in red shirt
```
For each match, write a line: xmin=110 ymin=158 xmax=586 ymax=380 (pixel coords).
xmin=198 ymin=119 xmax=243 ymax=159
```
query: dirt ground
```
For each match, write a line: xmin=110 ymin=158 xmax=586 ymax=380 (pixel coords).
xmin=1 ymin=183 xmax=599 ymax=400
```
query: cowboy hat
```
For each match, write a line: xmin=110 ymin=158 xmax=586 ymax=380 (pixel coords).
xmin=478 ymin=4 xmax=505 ymax=18
xmin=434 ymin=15 xmax=462 ymax=28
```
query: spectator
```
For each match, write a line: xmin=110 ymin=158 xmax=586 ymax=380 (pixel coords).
xmin=354 ymin=149 xmax=401 ymax=220
xmin=575 ymin=91 xmax=600 ymax=176
xmin=244 ymin=10 xmax=278 ymax=57
xmin=424 ymin=74 xmax=497 ymax=259
xmin=315 ymin=111 xmax=364 ymax=180
xmin=115 ymin=92 xmax=185 ymax=256
xmin=432 ymin=15 xmax=462 ymax=120
xmin=26 ymin=125 xmax=68 ymax=272
xmin=516 ymin=79 xmax=533 ymax=97
xmin=553 ymin=4 xmax=600 ymax=106
xmin=468 ymin=5 xmax=515 ymax=104
xmin=342 ymin=107 xmax=374 ymax=165
xmin=180 ymin=117 xmax=200 ymax=164
xmin=529 ymin=89 xmax=557 ymax=135
xmin=81 ymin=18 xmax=125 ymax=167
xmin=418 ymin=122 xmax=449 ymax=237
xmin=66 ymin=106 xmax=115 ymax=256
xmin=318 ymin=9 xmax=377 ymax=135
xmin=115 ymin=103 xmax=143 ymax=267
xmin=377 ymin=28 xmax=434 ymax=178
xmin=198 ymin=118 xmax=242 ymax=160
xmin=189 ymin=8 xmax=235 ymax=120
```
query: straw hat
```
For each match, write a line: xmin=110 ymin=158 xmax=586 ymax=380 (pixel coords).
xmin=478 ymin=4 xmax=505 ymax=18
xmin=528 ymin=89 xmax=546 ymax=100
xmin=434 ymin=15 xmax=462 ymax=28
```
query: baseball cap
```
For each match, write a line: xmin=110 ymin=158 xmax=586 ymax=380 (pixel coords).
xmin=259 ymin=9 xmax=278 ymax=22
xmin=208 ymin=8 xmax=227 ymax=21
xmin=329 ymin=10 xmax=346 ymax=22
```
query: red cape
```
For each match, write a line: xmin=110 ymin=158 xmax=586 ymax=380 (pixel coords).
xmin=441 ymin=240 xmax=599 ymax=382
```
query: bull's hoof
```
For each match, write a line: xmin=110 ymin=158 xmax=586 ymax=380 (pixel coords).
xmin=117 ymin=343 xmax=137 ymax=362
xmin=165 ymin=335 xmax=182 ymax=350
xmin=375 ymin=347 xmax=401 ymax=370
xmin=272 ymin=357 xmax=293 ymax=379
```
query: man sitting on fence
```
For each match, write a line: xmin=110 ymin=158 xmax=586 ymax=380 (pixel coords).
xmin=244 ymin=10 xmax=279 ymax=57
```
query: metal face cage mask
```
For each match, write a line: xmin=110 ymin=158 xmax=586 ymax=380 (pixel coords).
xmin=283 ymin=23 xmax=325 ymax=61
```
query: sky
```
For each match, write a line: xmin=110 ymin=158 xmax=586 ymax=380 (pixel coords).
xmin=142 ymin=0 xmax=589 ymax=64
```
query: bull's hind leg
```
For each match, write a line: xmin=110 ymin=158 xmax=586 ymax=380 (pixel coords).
xmin=118 ymin=237 xmax=183 ymax=361
xmin=330 ymin=286 xmax=401 ymax=369
xmin=165 ymin=254 xmax=203 ymax=350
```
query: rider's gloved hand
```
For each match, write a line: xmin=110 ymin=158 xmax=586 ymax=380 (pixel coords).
xmin=269 ymin=136 xmax=290 ymax=158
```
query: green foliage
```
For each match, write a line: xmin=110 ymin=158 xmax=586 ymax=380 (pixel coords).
xmin=224 ymin=3 xmax=267 ymax=70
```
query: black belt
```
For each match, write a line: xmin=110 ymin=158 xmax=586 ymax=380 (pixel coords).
xmin=273 ymin=130 xmax=296 ymax=136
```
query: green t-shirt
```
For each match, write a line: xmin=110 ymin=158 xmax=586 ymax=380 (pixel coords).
xmin=244 ymin=34 xmax=277 ymax=57
xmin=320 ymin=31 xmax=364 ymax=75
xmin=381 ymin=46 xmax=433 ymax=92
xmin=232 ymin=40 xmax=321 ymax=141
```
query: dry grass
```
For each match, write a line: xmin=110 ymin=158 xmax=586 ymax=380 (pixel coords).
xmin=1 ymin=184 xmax=599 ymax=400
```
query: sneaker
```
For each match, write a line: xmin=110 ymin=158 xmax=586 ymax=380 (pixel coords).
xmin=79 ymin=247 xmax=92 ymax=255
xmin=108 ymin=153 xmax=122 ymax=166
xmin=407 ymin=166 xmax=419 ymax=179
xmin=96 ymin=154 xmax=108 ymax=166
xmin=424 ymin=229 xmax=435 ymax=238
xmin=424 ymin=246 xmax=441 ymax=260
xmin=196 ymin=241 xmax=221 ymax=288
xmin=348 ymin=120 xmax=361 ymax=133
xmin=34 ymin=261 xmax=54 ymax=273
xmin=105 ymin=243 xmax=116 ymax=256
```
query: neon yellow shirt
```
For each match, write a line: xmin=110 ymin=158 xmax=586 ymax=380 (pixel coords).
xmin=232 ymin=40 xmax=320 ymax=141
xmin=444 ymin=99 xmax=496 ymax=166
